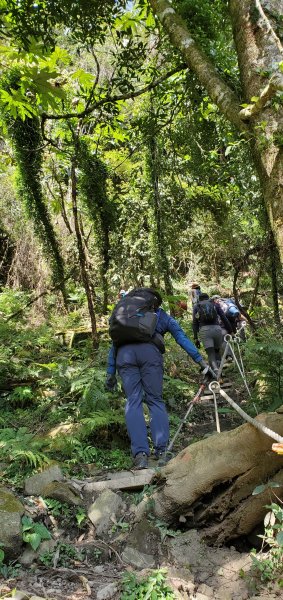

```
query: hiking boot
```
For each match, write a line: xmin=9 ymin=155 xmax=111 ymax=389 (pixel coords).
xmin=156 ymin=451 xmax=174 ymax=467
xmin=133 ymin=452 xmax=148 ymax=470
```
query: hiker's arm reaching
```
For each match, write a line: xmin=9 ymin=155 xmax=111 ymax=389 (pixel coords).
xmin=166 ymin=314 xmax=203 ymax=363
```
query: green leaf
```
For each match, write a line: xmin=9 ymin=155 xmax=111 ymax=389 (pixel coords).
xmin=252 ymin=484 xmax=266 ymax=495
xmin=21 ymin=516 xmax=34 ymax=531
xmin=24 ymin=531 xmax=41 ymax=551
xmin=34 ymin=522 xmax=51 ymax=540
xmin=276 ymin=531 xmax=283 ymax=546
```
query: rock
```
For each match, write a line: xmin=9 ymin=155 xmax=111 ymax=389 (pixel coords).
xmin=30 ymin=597 xmax=48 ymax=600
xmin=41 ymin=481 xmax=82 ymax=505
xmin=126 ymin=519 xmax=161 ymax=558
xmin=93 ymin=565 xmax=104 ymax=574
xmin=0 ymin=486 xmax=24 ymax=558
xmin=214 ymin=591 xmax=233 ymax=600
xmin=121 ymin=546 xmax=155 ymax=569
xmin=197 ymin=584 xmax=215 ymax=597
xmin=10 ymin=592 xmax=30 ymax=600
xmin=25 ymin=465 xmax=64 ymax=496
xmin=87 ymin=489 xmax=123 ymax=536
xmin=195 ymin=594 xmax=211 ymax=600
xmin=165 ymin=566 xmax=195 ymax=599
xmin=169 ymin=530 xmax=251 ymax=598
xmin=37 ymin=538 xmax=57 ymax=555
xmin=96 ymin=582 xmax=118 ymax=600
xmin=19 ymin=547 xmax=37 ymax=566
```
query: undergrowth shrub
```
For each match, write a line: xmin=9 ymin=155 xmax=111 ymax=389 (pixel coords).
xmin=121 ymin=568 xmax=176 ymax=599
xmin=245 ymin=329 xmax=283 ymax=411
xmin=250 ymin=501 xmax=283 ymax=588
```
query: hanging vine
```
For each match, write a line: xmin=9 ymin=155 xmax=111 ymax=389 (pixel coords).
xmin=78 ymin=140 xmax=115 ymax=313
xmin=1 ymin=69 xmax=68 ymax=306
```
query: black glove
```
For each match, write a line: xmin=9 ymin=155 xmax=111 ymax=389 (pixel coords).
xmin=105 ymin=374 xmax=117 ymax=392
xmin=198 ymin=360 xmax=217 ymax=379
xmin=194 ymin=339 xmax=201 ymax=349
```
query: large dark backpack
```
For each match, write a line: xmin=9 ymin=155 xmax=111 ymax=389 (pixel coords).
xmin=196 ymin=299 xmax=218 ymax=324
xmin=109 ymin=289 xmax=160 ymax=348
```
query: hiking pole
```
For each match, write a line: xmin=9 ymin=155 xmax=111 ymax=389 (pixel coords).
xmin=166 ymin=381 xmax=206 ymax=454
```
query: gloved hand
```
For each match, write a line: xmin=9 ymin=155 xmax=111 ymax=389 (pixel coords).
xmin=194 ymin=339 xmax=201 ymax=349
xmin=198 ymin=360 xmax=217 ymax=379
xmin=105 ymin=374 xmax=117 ymax=392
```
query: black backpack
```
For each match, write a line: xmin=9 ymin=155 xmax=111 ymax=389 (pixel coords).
xmin=109 ymin=289 xmax=159 ymax=348
xmin=196 ymin=300 xmax=218 ymax=324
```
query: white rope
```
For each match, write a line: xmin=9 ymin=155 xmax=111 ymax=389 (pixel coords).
xmin=211 ymin=385 xmax=221 ymax=433
xmin=209 ymin=381 xmax=283 ymax=444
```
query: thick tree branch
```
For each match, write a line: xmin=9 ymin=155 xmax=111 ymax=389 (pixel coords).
xmin=41 ymin=65 xmax=187 ymax=124
xmin=239 ymin=73 xmax=283 ymax=120
xmin=149 ymin=0 xmax=247 ymax=132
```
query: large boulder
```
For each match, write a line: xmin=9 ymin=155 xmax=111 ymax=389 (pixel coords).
xmin=0 ymin=486 xmax=24 ymax=558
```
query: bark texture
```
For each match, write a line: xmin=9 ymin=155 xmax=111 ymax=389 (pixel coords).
xmin=149 ymin=0 xmax=283 ymax=264
xmin=152 ymin=410 xmax=283 ymax=543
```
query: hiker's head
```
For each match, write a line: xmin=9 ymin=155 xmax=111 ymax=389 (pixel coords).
xmin=211 ymin=294 xmax=220 ymax=301
xmin=118 ymin=289 xmax=127 ymax=299
xmin=199 ymin=293 xmax=209 ymax=301
xmin=191 ymin=282 xmax=201 ymax=290
xmin=146 ymin=288 xmax=163 ymax=308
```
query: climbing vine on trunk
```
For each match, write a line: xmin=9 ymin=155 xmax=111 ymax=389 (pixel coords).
xmin=78 ymin=141 xmax=115 ymax=313
xmin=2 ymin=70 xmax=67 ymax=306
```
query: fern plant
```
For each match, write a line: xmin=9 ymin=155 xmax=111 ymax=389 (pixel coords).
xmin=0 ymin=427 xmax=50 ymax=468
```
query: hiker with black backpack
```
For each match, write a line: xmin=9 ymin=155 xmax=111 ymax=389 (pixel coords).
xmin=105 ymin=287 xmax=210 ymax=470
xmin=193 ymin=292 xmax=233 ymax=374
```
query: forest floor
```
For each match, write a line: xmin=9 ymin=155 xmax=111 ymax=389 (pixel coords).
xmin=1 ymin=398 xmax=281 ymax=600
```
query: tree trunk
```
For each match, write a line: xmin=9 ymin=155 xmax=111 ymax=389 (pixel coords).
xmin=268 ymin=229 xmax=281 ymax=325
xmin=148 ymin=131 xmax=175 ymax=310
xmin=229 ymin=0 xmax=283 ymax=264
xmin=71 ymin=158 xmax=99 ymax=349
xmin=152 ymin=410 xmax=283 ymax=544
xmin=149 ymin=0 xmax=283 ymax=264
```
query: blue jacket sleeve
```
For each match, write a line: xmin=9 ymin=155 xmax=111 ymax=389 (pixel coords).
xmin=166 ymin=314 xmax=203 ymax=363
xmin=107 ymin=344 xmax=116 ymax=375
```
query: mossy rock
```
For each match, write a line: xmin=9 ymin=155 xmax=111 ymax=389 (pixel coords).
xmin=0 ymin=486 xmax=24 ymax=558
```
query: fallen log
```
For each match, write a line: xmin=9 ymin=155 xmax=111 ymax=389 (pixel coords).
xmin=152 ymin=409 xmax=283 ymax=544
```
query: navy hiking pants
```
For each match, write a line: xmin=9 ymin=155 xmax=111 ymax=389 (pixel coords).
xmin=116 ymin=343 xmax=169 ymax=457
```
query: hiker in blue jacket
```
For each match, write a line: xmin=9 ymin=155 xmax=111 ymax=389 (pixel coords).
xmin=105 ymin=288 xmax=209 ymax=469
